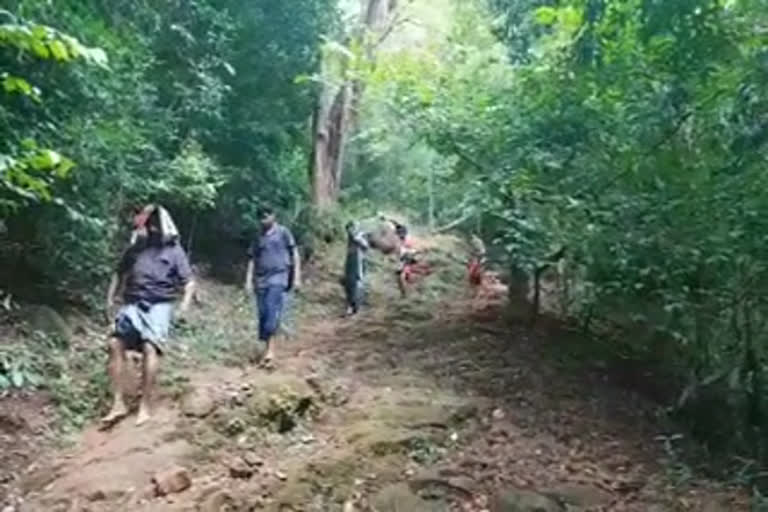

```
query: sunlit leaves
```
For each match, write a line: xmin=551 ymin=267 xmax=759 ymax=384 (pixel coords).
xmin=365 ymin=1 xmax=768 ymax=455
xmin=0 ymin=148 xmax=75 ymax=213
xmin=164 ymin=138 xmax=224 ymax=209
xmin=0 ymin=22 xmax=108 ymax=67
xmin=1 ymin=74 xmax=40 ymax=100
xmin=0 ymin=15 xmax=108 ymax=215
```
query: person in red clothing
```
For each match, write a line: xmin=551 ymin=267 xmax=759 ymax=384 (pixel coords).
xmin=378 ymin=215 xmax=431 ymax=297
xmin=467 ymin=234 xmax=486 ymax=296
xmin=388 ymin=220 xmax=414 ymax=297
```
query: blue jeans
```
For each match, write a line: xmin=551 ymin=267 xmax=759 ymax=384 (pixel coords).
xmin=255 ymin=285 xmax=284 ymax=341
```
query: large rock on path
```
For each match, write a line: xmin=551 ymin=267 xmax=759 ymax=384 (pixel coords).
xmin=151 ymin=466 xmax=191 ymax=497
xmin=181 ymin=388 xmax=217 ymax=418
xmin=541 ymin=483 xmax=612 ymax=508
xmin=245 ymin=374 xmax=314 ymax=432
xmin=371 ymin=484 xmax=447 ymax=512
xmin=492 ymin=489 xmax=564 ymax=512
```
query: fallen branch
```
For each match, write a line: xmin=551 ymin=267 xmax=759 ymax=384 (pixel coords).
xmin=434 ymin=213 xmax=472 ymax=233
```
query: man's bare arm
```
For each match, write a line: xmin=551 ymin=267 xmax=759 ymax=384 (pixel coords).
xmin=106 ymin=273 xmax=124 ymax=309
xmin=178 ymin=279 xmax=195 ymax=314
xmin=291 ymin=247 xmax=302 ymax=289
xmin=245 ymin=259 xmax=254 ymax=293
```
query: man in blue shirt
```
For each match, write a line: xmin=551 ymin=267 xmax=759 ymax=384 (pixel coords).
xmin=245 ymin=206 xmax=301 ymax=366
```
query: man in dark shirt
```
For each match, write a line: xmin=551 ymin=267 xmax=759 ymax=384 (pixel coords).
xmin=101 ymin=205 xmax=195 ymax=428
xmin=343 ymin=221 xmax=370 ymax=316
xmin=244 ymin=206 xmax=301 ymax=367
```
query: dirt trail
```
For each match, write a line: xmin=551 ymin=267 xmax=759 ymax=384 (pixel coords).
xmin=6 ymin=243 xmax=749 ymax=512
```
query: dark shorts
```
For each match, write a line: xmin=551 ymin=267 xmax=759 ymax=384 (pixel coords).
xmin=113 ymin=301 xmax=174 ymax=354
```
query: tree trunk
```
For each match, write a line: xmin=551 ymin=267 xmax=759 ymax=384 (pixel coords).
xmin=310 ymin=83 xmax=351 ymax=209
xmin=309 ymin=0 xmax=395 ymax=210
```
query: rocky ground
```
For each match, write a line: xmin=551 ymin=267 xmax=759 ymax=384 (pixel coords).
xmin=0 ymin=238 xmax=751 ymax=511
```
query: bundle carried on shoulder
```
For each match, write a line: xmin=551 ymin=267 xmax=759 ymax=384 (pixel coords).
xmin=358 ymin=217 xmax=400 ymax=255
xmin=368 ymin=226 xmax=400 ymax=254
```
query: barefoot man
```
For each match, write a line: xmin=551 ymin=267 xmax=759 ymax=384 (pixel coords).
xmin=102 ymin=205 xmax=195 ymax=428
xmin=244 ymin=206 xmax=301 ymax=367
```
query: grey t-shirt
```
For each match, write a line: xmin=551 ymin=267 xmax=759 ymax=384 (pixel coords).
xmin=248 ymin=224 xmax=296 ymax=289
xmin=119 ymin=242 xmax=192 ymax=303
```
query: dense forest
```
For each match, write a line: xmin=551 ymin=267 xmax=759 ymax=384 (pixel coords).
xmin=4 ymin=0 xmax=768 ymax=493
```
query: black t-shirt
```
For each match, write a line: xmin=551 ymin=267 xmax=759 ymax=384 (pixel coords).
xmin=119 ymin=242 xmax=192 ymax=303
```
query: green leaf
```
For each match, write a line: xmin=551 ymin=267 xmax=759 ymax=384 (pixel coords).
xmin=534 ymin=7 xmax=558 ymax=26
xmin=31 ymin=39 xmax=50 ymax=58
xmin=2 ymin=75 xmax=37 ymax=99
xmin=29 ymin=149 xmax=62 ymax=170
xmin=55 ymin=157 xmax=75 ymax=178
xmin=31 ymin=24 xmax=48 ymax=40
xmin=48 ymin=39 xmax=70 ymax=61
xmin=560 ymin=6 xmax=583 ymax=31
xmin=294 ymin=73 xmax=315 ymax=84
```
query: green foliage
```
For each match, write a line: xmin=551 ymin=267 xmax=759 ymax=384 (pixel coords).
xmin=0 ymin=12 xmax=106 ymax=214
xmin=0 ymin=343 xmax=43 ymax=389
xmin=348 ymin=0 xmax=768 ymax=466
xmin=0 ymin=332 xmax=107 ymax=430
xmin=0 ymin=0 xmax=339 ymax=300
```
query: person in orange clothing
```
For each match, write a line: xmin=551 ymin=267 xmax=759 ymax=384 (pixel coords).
xmin=467 ymin=233 xmax=486 ymax=296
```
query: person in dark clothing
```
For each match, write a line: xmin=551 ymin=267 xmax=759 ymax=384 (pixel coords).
xmin=244 ymin=206 xmax=301 ymax=367
xmin=102 ymin=205 xmax=195 ymax=428
xmin=343 ymin=221 xmax=370 ymax=316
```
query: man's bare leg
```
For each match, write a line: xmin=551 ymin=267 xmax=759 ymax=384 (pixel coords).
xmin=398 ymin=271 xmax=407 ymax=298
xmin=262 ymin=339 xmax=275 ymax=366
xmin=136 ymin=342 xmax=159 ymax=426
xmin=100 ymin=337 xmax=129 ymax=427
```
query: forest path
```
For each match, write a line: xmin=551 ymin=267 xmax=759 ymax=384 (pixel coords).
xmin=10 ymin=239 xmax=747 ymax=512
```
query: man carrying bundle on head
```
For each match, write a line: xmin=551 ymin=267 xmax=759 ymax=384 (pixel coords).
xmin=102 ymin=204 xmax=195 ymax=429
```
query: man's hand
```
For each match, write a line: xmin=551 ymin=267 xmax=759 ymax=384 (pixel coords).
xmin=104 ymin=294 xmax=118 ymax=325
xmin=105 ymin=273 xmax=122 ymax=325
xmin=173 ymin=307 xmax=190 ymax=329
xmin=178 ymin=280 xmax=195 ymax=317
xmin=177 ymin=302 xmax=190 ymax=317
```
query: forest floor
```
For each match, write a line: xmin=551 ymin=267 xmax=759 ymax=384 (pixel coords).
xmin=0 ymin=236 xmax=752 ymax=512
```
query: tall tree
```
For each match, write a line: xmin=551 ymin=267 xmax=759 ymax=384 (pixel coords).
xmin=309 ymin=0 xmax=396 ymax=209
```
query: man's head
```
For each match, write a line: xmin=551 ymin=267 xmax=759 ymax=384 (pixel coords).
xmin=259 ymin=206 xmax=276 ymax=231
xmin=345 ymin=221 xmax=356 ymax=235
xmin=395 ymin=223 xmax=407 ymax=241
